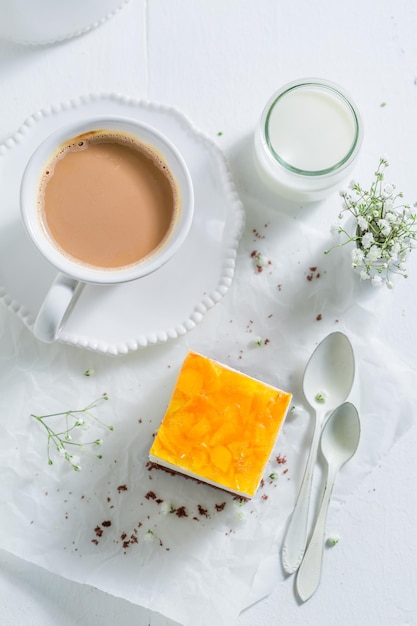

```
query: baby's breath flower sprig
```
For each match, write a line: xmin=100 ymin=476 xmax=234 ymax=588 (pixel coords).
xmin=31 ymin=393 xmax=114 ymax=471
xmin=325 ymin=157 xmax=417 ymax=288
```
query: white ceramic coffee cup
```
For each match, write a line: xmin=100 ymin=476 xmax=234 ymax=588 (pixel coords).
xmin=20 ymin=116 xmax=194 ymax=343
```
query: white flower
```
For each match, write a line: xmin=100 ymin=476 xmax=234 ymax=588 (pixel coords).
xmin=327 ymin=158 xmax=416 ymax=288
xmin=160 ymin=501 xmax=173 ymax=516
xmin=371 ymin=275 xmax=383 ymax=287
xmin=383 ymin=183 xmax=394 ymax=197
xmin=233 ymin=499 xmax=247 ymax=522
xmin=254 ymin=253 xmax=268 ymax=267
xmin=357 ymin=215 xmax=368 ymax=230
xmin=144 ymin=529 xmax=155 ymax=542
xmin=366 ymin=245 xmax=382 ymax=263
xmin=378 ymin=219 xmax=391 ymax=236
xmin=351 ymin=247 xmax=364 ymax=265
xmin=389 ymin=241 xmax=401 ymax=262
xmin=326 ymin=535 xmax=340 ymax=547
xmin=385 ymin=212 xmax=396 ymax=223
xmin=361 ymin=232 xmax=374 ymax=249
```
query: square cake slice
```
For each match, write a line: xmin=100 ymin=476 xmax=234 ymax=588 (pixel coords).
xmin=149 ymin=351 xmax=292 ymax=498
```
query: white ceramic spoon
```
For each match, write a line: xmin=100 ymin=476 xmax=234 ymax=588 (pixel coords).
xmin=296 ymin=402 xmax=361 ymax=601
xmin=281 ymin=332 xmax=355 ymax=574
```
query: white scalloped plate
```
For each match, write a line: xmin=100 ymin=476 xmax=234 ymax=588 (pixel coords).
xmin=0 ymin=94 xmax=245 ymax=354
xmin=0 ymin=0 xmax=130 ymax=45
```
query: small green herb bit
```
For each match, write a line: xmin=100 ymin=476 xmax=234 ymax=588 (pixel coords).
xmin=315 ymin=391 xmax=327 ymax=403
xmin=326 ymin=536 xmax=340 ymax=547
xmin=31 ymin=393 xmax=114 ymax=471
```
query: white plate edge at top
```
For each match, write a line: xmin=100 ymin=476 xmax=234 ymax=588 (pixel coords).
xmin=0 ymin=92 xmax=246 ymax=355
xmin=0 ymin=0 xmax=131 ymax=46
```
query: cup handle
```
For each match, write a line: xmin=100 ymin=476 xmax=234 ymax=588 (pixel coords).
xmin=33 ymin=273 xmax=84 ymax=343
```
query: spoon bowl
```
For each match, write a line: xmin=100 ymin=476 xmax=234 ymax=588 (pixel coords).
xmin=282 ymin=332 xmax=355 ymax=574
xmin=303 ymin=331 xmax=355 ymax=411
xmin=321 ymin=401 xmax=361 ymax=467
xmin=296 ymin=402 xmax=361 ymax=601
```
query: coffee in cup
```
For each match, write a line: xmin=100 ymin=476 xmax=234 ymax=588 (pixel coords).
xmin=38 ymin=129 xmax=179 ymax=271
xmin=20 ymin=117 xmax=194 ymax=343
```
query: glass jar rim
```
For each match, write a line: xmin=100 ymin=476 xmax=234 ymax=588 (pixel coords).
xmin=263 ymin=79 xmax=363 ymax=177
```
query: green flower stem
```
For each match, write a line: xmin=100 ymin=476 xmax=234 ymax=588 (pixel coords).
xmin=31 ymin=394 xmax=113 ymax=470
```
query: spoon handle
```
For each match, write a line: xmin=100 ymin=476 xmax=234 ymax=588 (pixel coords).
xmin=281 ymin=411 xmax=322 ymax=574
xmin=295 ymin=464 xmax=337 ymax=601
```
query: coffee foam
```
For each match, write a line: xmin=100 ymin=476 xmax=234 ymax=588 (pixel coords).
xmin=38 ymin=129 xmax=180 ymax=210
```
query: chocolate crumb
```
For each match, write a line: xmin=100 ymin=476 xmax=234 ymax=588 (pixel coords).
xmin=198 ymin=505 xmax=209 ymax=517
xmin=117 ymin=484 xmax=128 ymax=492
xmin=215 ymin=502 xmax=226 ymax=512
xmin=175 ymin=506 xmax=188 ymax=518
xmin=316 ymin=314 xmax=322 ymax=321
xmin=102 ymin=520 xmax=112 ymax=528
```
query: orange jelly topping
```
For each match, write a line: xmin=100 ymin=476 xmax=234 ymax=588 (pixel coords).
xmin=149 ymin=351 xmax=292 ymax=497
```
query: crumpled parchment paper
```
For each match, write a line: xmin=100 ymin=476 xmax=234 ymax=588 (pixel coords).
xmin=0 ymin=165 xmax=416 ymax=626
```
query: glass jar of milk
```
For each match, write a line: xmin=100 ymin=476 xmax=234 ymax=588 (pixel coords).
xmin=254 ymin=79 xmax=363 ymax=202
